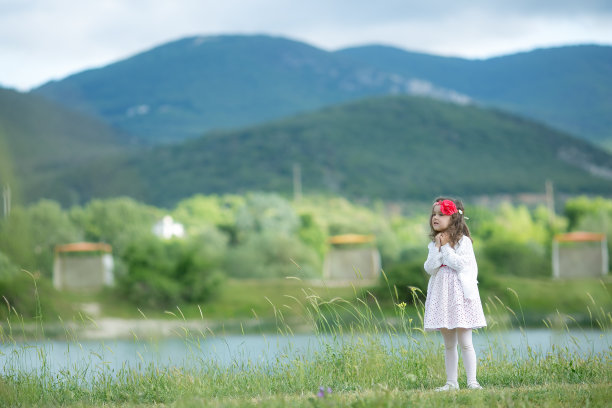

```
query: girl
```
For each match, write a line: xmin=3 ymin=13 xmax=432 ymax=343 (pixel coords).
xmin=423 ymin=197 xmax=486 ymax=391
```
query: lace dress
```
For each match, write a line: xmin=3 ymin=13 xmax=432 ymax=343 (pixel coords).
xmin=423 ymin=236 xmax=487 ymax=331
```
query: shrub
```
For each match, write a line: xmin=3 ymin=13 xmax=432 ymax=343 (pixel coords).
xmin=377 ymin=246 xmax=429 ymax=303
xmin=0 ymin=269 xmax=64 ymax=322
xmin=0 ymin=251 xmax=19 ymax=279
xmin=225 ymin=233 xmax=321 ymax=279
xmin=480 ymin=239 xmax=550 ymax=277
xmin=117 ymin=235 xmax=224 ymax=308
xmin=380 ymin=259 xmax=429 ymax=304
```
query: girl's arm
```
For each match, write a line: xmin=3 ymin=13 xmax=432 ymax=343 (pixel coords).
xmin=440 ymin=236 xmax=474 ymax=273
xmin=424 ymin=242 xmax=443 ymax=275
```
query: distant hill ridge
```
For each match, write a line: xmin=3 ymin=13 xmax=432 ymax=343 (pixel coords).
xmin=39 ymin=95 xmax=612 ymax=207
xmin=33 ymin=35 xmax=612 ymax=147
xmin=0 ymin=87 xmax=130 ymax=203
xmin=35 ymin=35 xmax=462 ymax=143
xmin=339 ymin=43 xmax=612 ymax=146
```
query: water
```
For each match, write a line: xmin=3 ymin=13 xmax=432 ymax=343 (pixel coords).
xmin=1 ymin=329 xmax=610 ymax=379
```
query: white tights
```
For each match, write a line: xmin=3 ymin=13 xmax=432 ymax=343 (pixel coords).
xmin=439 ymin=328 xmax=478 ymax=386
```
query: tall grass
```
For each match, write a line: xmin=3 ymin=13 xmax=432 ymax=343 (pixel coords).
xmin=0 ymin=272 xmax=610 ymax=407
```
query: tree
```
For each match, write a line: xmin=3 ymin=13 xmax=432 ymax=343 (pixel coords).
xmin=234 ymin=193 xmax=299 ymax=240
xmin=0 ymin=207 xmax=34 ymax=271
xmin=70 ymin=197 xmax=160 ymax=255
xmin=297 ymin=213 xmax=327 ymax=258
xmin=225 ymin=232 xmax=320 ymax=279
xmin=171 ymin=194 xmax=243 ymax=235
xmin=117 ymin=231 xmax=226 ymax=308
xmin=564 ymin=196 xmax=612 ymax=231
xmin=25 ymin=200 xmax=81 ymax=277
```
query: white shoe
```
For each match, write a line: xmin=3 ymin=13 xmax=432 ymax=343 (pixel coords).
xmin=435 ymin=382 xmax=459 ymax=391
xmin=467 ymin=382 xmax=483 ymax=390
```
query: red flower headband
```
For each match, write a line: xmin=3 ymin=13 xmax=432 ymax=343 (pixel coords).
xmin=437 ymin=199 xmax=464 ymax=216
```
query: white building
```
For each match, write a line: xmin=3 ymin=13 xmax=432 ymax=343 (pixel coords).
xmin=53 ymin=242 xmax=114 ymax=291
xmin=323 ymin=234 xmax=381 ymax=282
xmin=552 ymin=232 xmax=608 ymax=278
xmin=153 ymin=215 xmax=185 ymax=239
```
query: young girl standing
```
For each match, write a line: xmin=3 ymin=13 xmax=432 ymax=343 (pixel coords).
xmin=423 ymin=197 xmax=486 ymax=391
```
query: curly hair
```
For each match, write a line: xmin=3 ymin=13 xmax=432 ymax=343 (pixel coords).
xmin=428 ymin=196 xmax=472 ymax=247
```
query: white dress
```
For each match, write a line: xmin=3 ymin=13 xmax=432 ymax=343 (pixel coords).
xmin=423 ymin=236 xmax=487 ymax=331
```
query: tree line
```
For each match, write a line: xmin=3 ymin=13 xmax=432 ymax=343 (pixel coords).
xmin=0 ymin=193 xmax=609 ymax=318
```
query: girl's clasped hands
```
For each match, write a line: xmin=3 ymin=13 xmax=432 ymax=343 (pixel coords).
xmin=435 ymin=232 xmax=449 ymax=249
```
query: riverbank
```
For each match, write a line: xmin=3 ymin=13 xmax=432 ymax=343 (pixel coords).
xmin=2 ymin=315 xmax=305 ymax=341
xmin=4 ymin=312 xmax=603 ymax=341
xmin=2 ymin=276 xmax=610 ymax=341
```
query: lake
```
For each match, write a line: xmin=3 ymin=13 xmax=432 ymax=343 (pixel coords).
xmin=1 ymin=329 xmax=610 ymax=379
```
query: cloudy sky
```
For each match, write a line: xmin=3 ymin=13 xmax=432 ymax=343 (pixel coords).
xmin=2 ymin=0 xmax=612 ymax=91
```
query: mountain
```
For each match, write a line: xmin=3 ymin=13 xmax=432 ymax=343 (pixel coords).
xmin=0 ymin=87 xmax=133 ymax=204
xmin=338 ymin=44 xmax=612 ymax=147
xmin=35 ymin=35 xmax=463 ymax=144
xmin=42 ymin=95 xmax=612 ymax=207
xmin=32 ymin=35 xmax=612 ymax=148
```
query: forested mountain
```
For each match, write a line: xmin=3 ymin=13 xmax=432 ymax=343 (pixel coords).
xmin=39 ymin=96 xmax=612 ymax=207
xmin=0 ymin=87 xmax=132 ymax=203
xmin=34 ymin=35 xmax=462 ymax=143
xmin=339 ymin=44 xmax=612 ymax=147
xmin=33 ymin=35 xmax=611 ymax=147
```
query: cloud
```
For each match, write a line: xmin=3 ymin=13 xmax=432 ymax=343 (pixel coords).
xmin=1 ymin=0 xmax=611 ymax=90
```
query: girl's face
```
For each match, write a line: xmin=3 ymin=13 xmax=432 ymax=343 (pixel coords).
xmin=431 ymin=204 xmax=451 ymax=232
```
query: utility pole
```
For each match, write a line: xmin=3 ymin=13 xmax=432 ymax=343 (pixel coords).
xmin=293 ymin=163 xmax=302 ymax=202
xmin=545 ymin=179 xmax=555 ymax=227
xmin=2 ymin=184 xmax=10 ymax=218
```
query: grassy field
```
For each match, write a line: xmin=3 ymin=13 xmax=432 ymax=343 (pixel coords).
xmin=63 ymin=276 xmax=612 ymax=323
xmin=61 ymin=278 xmax=361 ymax=319
xmin=178 ymin=384 xmax=610 ymax=407
xmin=1 ymin=276 xmax=610 ymax=407
xmin=1 ymin=320 xmax=610 ymax=407
xmin=7 ymin=275 xmax=608 ymax=341
xmin=1 ymin=381 xmax=609 ymax=407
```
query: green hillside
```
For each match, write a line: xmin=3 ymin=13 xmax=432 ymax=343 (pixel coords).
xmin=33 ymin=35 xmax=407 ymax=143
xmin=338 ymin=44 xmax=612 ymax=147
xmin=0 ymin=87 xmax=133 ymax=204
xmin=32 ymin=35 xmax=612 ymax=148
xmin=43 ymin=95 xmax=612 ymax=207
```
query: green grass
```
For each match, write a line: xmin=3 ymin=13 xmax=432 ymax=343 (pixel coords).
xmin=0 ymin=329 xmax=609 ymax=407
xmin=171 ymin=383 xmax=611 ymax=407
xmin=3 ymin=275 xmax=610 ymax=343
xmin=492 ymin=276 xmax=611 ymax=312
xmin=71 ymin=278 xmax=362 ymax=324
xmin=59 ymin=277 xmax=365 ymax=322
xmin=169 ymin=278 xmax=361 ymax=320
xmin=56 ymin=276 xmax=612 ymax=323
xmin=0 ymin=276 xmax=610 ymax=407
xmin=481 ymin=276 xmax=612 ymax=329
xmin=3 ymin=384 xmax=609 ymax=407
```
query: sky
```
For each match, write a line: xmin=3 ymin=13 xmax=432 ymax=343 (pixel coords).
xmin=1 ymin=0 xmax=612 ymax=91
